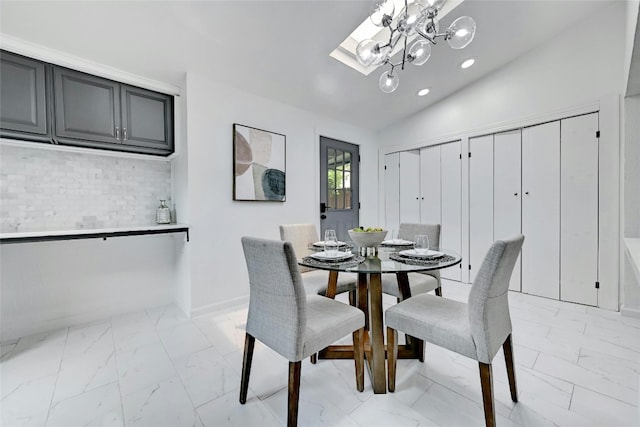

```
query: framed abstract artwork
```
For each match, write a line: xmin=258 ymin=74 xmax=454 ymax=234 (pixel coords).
xmin=233 ymin=123 xmax=286 ymax=201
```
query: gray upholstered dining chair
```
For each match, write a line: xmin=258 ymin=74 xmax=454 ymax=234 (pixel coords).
xmin=240 ymin=237 xmax=365 ymax=427
xmin=381 ymin=223 xmax=443 ymax=299
xmin=386 ymin=235 xmax=524 ymax=427
xmin=279 ymin=224 xmax=357 ymax=299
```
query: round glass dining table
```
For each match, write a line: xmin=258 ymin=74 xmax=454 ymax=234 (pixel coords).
xmin=299 ymin=245 xmax=462 ymax=394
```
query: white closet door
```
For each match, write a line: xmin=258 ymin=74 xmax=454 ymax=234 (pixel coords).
xmin=420 ymin=145 xmax=441 ymax=226
xmin=385 ymin=153 xmax=400 ymax=232
xmin=399 ymin=150 xmax=421 ymax=224
xmin=561 ymin=113 xmax=598 ymax=306
xmin=494 ymin=130 xmax=522 ymax=291
xmin=522 ymin=121 xmax=560 ymax=299
xmin=469 ymin=135 xmax=494 ymax=283
xmin=441 ymin=141 xmax=462 ymax=281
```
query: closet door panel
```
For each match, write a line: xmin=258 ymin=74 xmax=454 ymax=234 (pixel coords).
xmin=494 ymin=130 xmax=522 ymax=291
xmin=469 ymin=135 xmax=494 ymax=283
xmin=441 ymin=141 xmax=462 ymax=281
xmin=385 ymin=153 xmax=400 ymax=232
xmin=561 ymin=113 xmax=598 ymax=306
xmin=420 ymin=145 xmax=441 ymax=226
xmin=522 ymin=121 xmax=560 ymax=299
xmin=399 ymin=150 xmax=421 ymax=224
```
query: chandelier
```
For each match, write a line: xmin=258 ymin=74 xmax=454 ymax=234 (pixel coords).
xmin=355 ymin=0 xmax=477 ymax=93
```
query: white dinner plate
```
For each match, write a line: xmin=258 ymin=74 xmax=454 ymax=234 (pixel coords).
xmin=381 ymin=239 xmax=414 ymax=246
xmin=398 ymin=249 xmax=444 ymax=259
xmin=312 ymin=241 xmax=348 ymax=247
xmin=309 ymin=251 xmax=354 ymax=261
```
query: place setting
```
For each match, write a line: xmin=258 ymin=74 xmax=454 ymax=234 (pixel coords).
xmin=303 ymin=229 xmax=364 ymax=267
xmin=389 ymin=235 xmax=455 ymax=266
xmin=379 ymin=229 xmax=414 ymax=247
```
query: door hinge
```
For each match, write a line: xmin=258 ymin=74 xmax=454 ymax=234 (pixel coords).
xmin=358 ymin=202 xmax=361 ymax=209
xmin=468 ymin=152 xmax=471 ymax=158
xmin=595 ymin=281 xmax=600 ymax=289
xmin=384 ymin=165 xmax=387 ymax=170
xmin=596 ymin=130 xmax=600 ymax=138
xmin=459 ymin=264 xmax=462 ymax=269
xmin=359 ymin=154 xmax=361 ymax=162
xmin=459 ymin=153 xmax=462 ymax=159
xmin=469 ymin=265 xmax=471 ymax=270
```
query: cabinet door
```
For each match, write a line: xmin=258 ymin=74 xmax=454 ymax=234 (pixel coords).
xmin=441 ymin=141 xmax=462 ymax=281
xmin=399 ymin=150 xmax=420 ymax=224
xmin=469 ymin=135 xmax=494 ymax=283
xmin=53 ymin=66 xmax=121 ymax=144
xmin=522 ymin=121 xmax=560 ymax=299
xmin=385 ymin=153 xmax=400 ymax=232
xmin=420 ymin=145 xmax=441 ymax=226
xmin=494 ymin=130 xmax=522 ymax=291
xmin=0 ymin=51 xmax=48 ymax=136
xmin=121 ymin=85 xmax=174 ymax=152
xmin=560 ymin=113 xmax=598 ymax=306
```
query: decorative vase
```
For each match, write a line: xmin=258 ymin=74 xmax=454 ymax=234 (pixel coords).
xmin=156 ymin=200 xmax=171 ymax=224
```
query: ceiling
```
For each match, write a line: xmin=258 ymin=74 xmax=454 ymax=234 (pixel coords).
xmin=0 ymin=0 xmax=614 ymax=130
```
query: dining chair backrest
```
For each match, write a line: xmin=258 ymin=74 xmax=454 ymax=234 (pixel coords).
xmin=467 ymin=235 xmax=524 ymax=364
xmin=279 ymin=223 xmax=318 ymax=273
xmin=241 ymin=236 xmax=307 ymax=361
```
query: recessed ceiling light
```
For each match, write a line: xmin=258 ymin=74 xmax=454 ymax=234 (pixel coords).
xmin=417 ymin=88 xmax=430 ymax=97
xmin=461 ymin=58 xmax=475 ymax=69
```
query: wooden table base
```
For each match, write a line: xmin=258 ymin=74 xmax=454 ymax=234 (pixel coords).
xmin=318 ymin=271 xmax=423 ymax=394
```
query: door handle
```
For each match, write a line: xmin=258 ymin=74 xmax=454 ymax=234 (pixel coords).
xmin=320 ymin=202 xmax=327 ymax=213
xmin=320 ymin=214 xmax=327 ymax=220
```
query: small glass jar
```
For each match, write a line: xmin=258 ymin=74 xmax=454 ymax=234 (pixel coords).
xmin=156 ymin=200 xmax=171 ymax=224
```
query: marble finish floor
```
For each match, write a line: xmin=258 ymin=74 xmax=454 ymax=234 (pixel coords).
xmin=2 ymin=280 xmax=639 ymax=426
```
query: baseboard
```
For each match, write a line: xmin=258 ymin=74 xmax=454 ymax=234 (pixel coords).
xmin=190 ymin=295 xmax=249 ymax=318
xmin=620 ymin=304 xmax=640 ymax=318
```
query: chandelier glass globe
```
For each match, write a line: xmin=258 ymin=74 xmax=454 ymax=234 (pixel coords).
xmin=447 ymin=16 xmax=476 ymax=49
xmin=408 ymin=39 xmax=432 ymax=66
xmin=356 ymin=39 xmax=380 ymax=67
xmin=396 ymin=3 xmax=426 ymax=37
xmin=369 ymin=0 xmax=395 ymax=27
xmin=379 ymin=70 xmax=399 ymax=93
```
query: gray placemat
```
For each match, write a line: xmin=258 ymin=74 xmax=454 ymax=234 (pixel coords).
xmin=379 ymin=242 xmax=415 ymax=248
xmin=302 ymin=254 xmax=365 ymax=269
xmin=389 ymin=253 xmax=456 ymax=266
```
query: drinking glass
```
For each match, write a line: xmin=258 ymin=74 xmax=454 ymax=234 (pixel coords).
xmin=324 ymin=229 xmax=338 ymax=257
xmin=415 ymin=234 xmax=430 ymax=255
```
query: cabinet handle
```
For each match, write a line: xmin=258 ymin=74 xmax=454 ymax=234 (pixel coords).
xmin=514 ymin=193 xmax=518 ymax=196
xmin=116 ymin=127 xmax=121 ymax=140
xmin=123 ymin=128 xmax=128 ymax=141
xmin=525 ymin=191 xmax=529 ymax=195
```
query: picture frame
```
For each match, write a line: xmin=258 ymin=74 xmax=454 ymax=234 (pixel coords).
xmin=233 ymin=123 xmax=286 ymax=201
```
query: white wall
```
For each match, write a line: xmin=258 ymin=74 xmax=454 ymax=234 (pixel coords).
xmin=378 ymin=2 xmax=626 ymax=150
xmin=182 ymin=72 xmax=378 ymax=315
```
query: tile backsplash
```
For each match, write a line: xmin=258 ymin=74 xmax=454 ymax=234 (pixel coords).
xmin=0 ymin=144 xmax=172 ymax=233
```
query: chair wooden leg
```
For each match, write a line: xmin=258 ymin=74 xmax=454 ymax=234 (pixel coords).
xmin=435 ymin=286 xmax=442 ymax=297
xmin=503 ymin=334 xmax=518 ymax=402
xmin=387 ymin=327 xmax=398 ymax=392
xmin=310 ymin=353 xmax=317 ymax=364
xmin=353 ymin=328 xmax=364 ymax=392
xmin=288 ymin=361 xmax=302 ymax=427
xmin=239 ymin=333 xmax=255 ymax=404
xmin=479 ymin=362 xmax=496 ymax=427
xmin=349 ymin=289 xmax=356 ymax=307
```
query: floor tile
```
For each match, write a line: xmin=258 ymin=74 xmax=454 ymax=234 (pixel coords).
xmin=157 ymin=322 xmax=211 ymax=361
xmin=1 ymin=373 xmax=56 ymax=427
xmin=122 ymin=376 xmax=199 ymax=427
xmin=174 ymin=346 xmax=241 ymax=408
xmin=115 ymin=341 xmax=176 ymax=396
xmin=46 ymin=381 xmax=123 ymax=427
xmin=570 ymin=385 xmax=639 ymax=426
xmin=52 ymin=348 xmax=118 ymax=403
xmin=196 ymin=391 xmax=280 ymax=427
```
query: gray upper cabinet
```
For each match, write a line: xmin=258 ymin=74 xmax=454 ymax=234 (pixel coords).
xmin=0 ymin=51 xmax=49 ymax=139
xmin=1 ymin=52 xmax=174 ymax=156
xmin=53 ymin=67 xmax=121 ymax=145
xmin=120 ymin=85 xmax=174 ymax=152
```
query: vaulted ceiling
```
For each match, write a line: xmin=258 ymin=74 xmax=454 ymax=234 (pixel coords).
xmin=0 ymin=0 xmax=615 ymax=129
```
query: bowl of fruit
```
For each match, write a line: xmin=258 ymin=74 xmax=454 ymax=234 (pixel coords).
xmin=348 ymin=227 xmax=388 ymax=248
